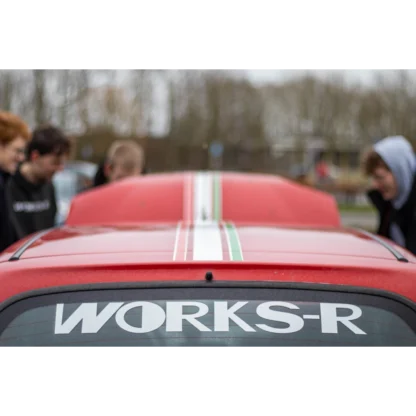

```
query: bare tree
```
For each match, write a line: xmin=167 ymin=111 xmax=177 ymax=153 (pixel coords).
xmin=56 ymin=70 xmax=71 ymax=130
xmin=4 ymin=69 xmax=416 ymax=174
xmin=0 ymin=71 xmax=14 ymax=111
xmin=32 ymin=70 xmax=49 ymax=124
xmin=73 ymin=70 xmax=91 ymax=132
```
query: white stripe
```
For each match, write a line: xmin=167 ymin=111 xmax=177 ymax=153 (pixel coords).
xmin=172 ymin=222 xmax=181 ymax=261
xmin=222 ymin=222 xmax=233 ymax=260
xmin=194 ymin=172 xmax=212 ymax=223
xmin=183 ymin=225 xmax=190 ymax=261
xmin=193 ymin=223 xmax=223 ymax=261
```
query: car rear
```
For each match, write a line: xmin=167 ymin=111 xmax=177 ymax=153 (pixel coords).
xmin=0 ymin=280 xmax=415 ymax=346
xmin=0 ymin=223 xmax=415 ymax=346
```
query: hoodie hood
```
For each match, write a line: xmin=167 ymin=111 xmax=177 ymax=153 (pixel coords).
xmin=374 ymin=135 xmax=416 ymax=209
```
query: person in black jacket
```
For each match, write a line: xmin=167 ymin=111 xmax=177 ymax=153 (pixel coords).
xmin=362 ymin=135 xmax=416 ymax=254
xmin=0 ymin=111 xmax=31 ymax=251
xmin=93 ymin=160 xmax=108 ymax=187
xmin=6 ymin=125 xmax=70 ymax=241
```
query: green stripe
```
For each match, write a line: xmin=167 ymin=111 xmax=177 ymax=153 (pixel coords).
xmin=225 ymin=222 xmax=243 ymax=261
xmin=213 ymin=172 xmax=221 ymax=221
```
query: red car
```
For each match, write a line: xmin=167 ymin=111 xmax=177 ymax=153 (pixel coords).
xmin=0 ymin=172 xmax=415 ymax=346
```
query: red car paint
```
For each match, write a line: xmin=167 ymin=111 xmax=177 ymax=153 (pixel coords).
xmin=65 ymin=172 xmax=341 ymax=227
xmin=0 ymin=172 xmax=415 ymax=308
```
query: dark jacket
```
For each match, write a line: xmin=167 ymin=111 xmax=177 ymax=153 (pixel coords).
xmin=93 ymin=161 xmax=108 ymax=187
xmin=6 ymin=167 xmax=57 ymax=241
xmin=0 ymin=169 xmax=16 ymax=252
xmin=367 ymin=172 xmax=416 ymax=254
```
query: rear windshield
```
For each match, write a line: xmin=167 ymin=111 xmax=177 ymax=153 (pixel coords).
xmin=0 ymin=287 xmax=415 ymax=346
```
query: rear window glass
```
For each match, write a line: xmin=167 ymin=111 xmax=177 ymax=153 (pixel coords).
xmin=0 ymin=287 xmax=415 ymax=346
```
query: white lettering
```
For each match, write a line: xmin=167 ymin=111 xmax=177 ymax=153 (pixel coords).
xmin=320 ymin=303 xmax=366 ymax=334
xmin=255 ymin=302 xmax=304 ymax=333
xmin=115 ymin=302 xmax=165 ymax=333
xmin=214 ymin=301 xmax=255 ymax=332
xmin=13 ymin=200 xmax=50 ymax=213
xmin=53 ymin=301 xmax=368 ymax=337
xmin=166 ymin=302 xmax=211 ymax=332
xmin=54 ymin=302 xmax=123 ymax=334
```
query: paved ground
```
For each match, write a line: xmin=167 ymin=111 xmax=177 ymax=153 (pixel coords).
xmin=340 ymin=211 xmax=377 ymax=231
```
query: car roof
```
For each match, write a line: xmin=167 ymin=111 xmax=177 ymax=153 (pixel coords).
xmin=65 ymin=171 xmax=341 ymax=228
xmin=1 ymin=223 xmax=416 ymax=303
xmin=0 ymin=223 xmax=411 ymax=263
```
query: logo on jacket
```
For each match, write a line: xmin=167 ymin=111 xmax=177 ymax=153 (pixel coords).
xmin=13 ymin=200 xmax=51 ymax=213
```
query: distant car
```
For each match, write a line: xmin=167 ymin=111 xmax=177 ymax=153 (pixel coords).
xmin=65 ymin=161 xmax=97 ymax=179
xmin=0 ymin=171 xmax=415 ymax=346
xmin=53 ymin=168 xmax=95 ymax=224
xmin=53 ymin=161 xmax=97 ymax=224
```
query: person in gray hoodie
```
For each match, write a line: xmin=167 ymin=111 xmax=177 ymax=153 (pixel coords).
xmin=363 ymin=135 xmax=416 ymax=253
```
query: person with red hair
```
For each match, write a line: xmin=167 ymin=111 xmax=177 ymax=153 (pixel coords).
xmin=0 ymin=111 xmax=31 ymax=251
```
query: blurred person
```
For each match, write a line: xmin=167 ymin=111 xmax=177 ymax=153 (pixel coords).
xmin=0 ymin=111 xmax=31 ymax=251
xmin=362 ymin=135 xmax=416 ymax=253
xmin=93 ymin=140 xmax=146 ymax=187
xmin=289 ymin=164 xmax=311 ymax=186
xmin=314 ymin=151 xmax=331 ymax=185
xmin=6 ymin=125 xmax=70 ymax=240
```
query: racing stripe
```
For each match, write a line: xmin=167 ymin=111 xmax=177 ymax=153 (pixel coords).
xmin=181 ymin=172 xmax=224 ymax=261
xmin=183 ymin=172 xmax=193 ymax=223
xmin=219 ymin=222 xmax=231 ymax=261
xmin=173 ymin=222 xmax=181 ymax=261
xmin=177 ymin=223 xmax=238 ymax=262
xmin=193 ymin=171 xmax=222 ymax=223
xmin=212 ymin=172 xmax=221 ymax=221
xmin=194 ymin=172 xmax=212 ymax=222
xmin=223 ymin=222 xmax=244 ymax=261
xmin=193 ymin=223 xmax=223 ymax=261
xmin=173 ymin=222 xmax=190 ymax=261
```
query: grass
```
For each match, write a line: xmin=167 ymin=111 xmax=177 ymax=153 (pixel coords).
xmin=338 ymin=203 xmax=376 ymax=213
